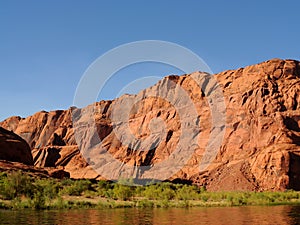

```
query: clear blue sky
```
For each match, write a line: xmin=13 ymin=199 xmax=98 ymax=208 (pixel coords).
xmin=0 ymin=0 xmax=299 ymax=120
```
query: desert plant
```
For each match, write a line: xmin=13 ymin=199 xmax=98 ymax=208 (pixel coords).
xmin=113 ymin=183 xmax=133 ymax=200
xmin=0 ymin=171 xmax=34 ymax=200
xmin=63 ymin=179 xmax=92 ymax=196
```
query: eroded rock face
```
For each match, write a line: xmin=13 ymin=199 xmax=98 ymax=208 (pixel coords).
xmin=0 ymin=110 xmax=76 ymax=149
xmin=209 ymin=59 xmax=300 ymax=191
xmin=1 ymin=58 xmax=300 ymax=191
xmin=0 ymin=127 xmax=33 ymax=165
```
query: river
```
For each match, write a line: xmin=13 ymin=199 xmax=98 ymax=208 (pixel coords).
xmin=1 ymin=205 xmax=300 ymax=224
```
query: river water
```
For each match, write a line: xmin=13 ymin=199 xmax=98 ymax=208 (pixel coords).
xmin=1 ymin=205 xmax=300 ymax=225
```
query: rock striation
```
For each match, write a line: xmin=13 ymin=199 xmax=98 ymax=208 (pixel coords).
xmin=1 ymin=58 xmax=300 ymax=191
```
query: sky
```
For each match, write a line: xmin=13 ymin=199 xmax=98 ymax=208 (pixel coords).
xmin=0 ymin=0 xmax=299 ymax=120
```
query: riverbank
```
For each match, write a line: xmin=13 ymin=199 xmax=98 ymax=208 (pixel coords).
xmin=1 ymin=171 xmax=300 ymax=210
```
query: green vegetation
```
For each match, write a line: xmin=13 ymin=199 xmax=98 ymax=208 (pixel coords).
xmin=0 ymin=171 xmax=300 ymax=210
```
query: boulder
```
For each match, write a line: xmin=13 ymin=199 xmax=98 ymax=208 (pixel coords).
xmin=0 ymin=127 xmax=33 ymax=165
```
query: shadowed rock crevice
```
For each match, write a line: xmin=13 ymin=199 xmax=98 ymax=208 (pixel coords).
xmin=284 ymin=117 xmax=300 ymax=132
xmin=288 ymin=152 xmax=300 ymax=190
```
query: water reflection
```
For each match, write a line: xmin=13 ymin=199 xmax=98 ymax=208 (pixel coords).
xmin=0 ymin=205 xmax=300 ymax=225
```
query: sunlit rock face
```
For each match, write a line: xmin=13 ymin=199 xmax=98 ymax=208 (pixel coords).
xmin=1 ymin=59 xmax=300 ymax=191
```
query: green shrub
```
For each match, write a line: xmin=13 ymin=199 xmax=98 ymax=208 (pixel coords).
xmin=52 ymin=197 xmax=68 ymax=209
xmin=96 ymin=180 xmax=113 ymax=197
xmin=31 ymin=191 xmax=46 ymax=209
xmin=200 ymin=193 xmax=209 ymax=202
xmin=113 ymin=184 xmax=133 ymax=200
xmin=0 ymin=171 xmax=34 ymax=200
xmin=175 ymin=184 xmax=199 ymax=200
xmin=143 ymin=184 xmax=161 ymax=200
xmin=63 ymin=179 xmax=92 ymax=196
xmin=34 ymin=178 xmax=60 ymax=200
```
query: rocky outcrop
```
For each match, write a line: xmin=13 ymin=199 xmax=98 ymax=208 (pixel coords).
xmin=0 ymin=127 xmax=33 ymax=165
xmin=0 ymin=127 xmax=69 ymax=178
xmin=0 ymin=110 xmax=76 ymax=149
xmin=207 ymin=58 xmax=300 ymax=191
xmin=0 ymin=111 xmax=98 ymax=179
xmin=0 ymin=160 xmax=70 ymax=179
xmin=1 ymin=58 xmax=300 ymax=191
xmin=32 ymin=146 xmax=99 ymax=179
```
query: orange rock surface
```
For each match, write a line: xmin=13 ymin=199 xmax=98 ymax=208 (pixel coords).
xmin=1 ymin=59 xmax=299 ymax=190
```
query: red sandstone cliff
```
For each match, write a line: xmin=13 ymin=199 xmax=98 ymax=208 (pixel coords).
xmin=1 ymin=58 xmax=299 ymax=191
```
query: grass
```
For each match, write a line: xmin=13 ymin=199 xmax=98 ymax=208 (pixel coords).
xmin=0 ymin=171 xmax=300 ymax=210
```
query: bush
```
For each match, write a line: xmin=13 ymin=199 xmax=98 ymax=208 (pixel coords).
xmin=31 ymin=191 xmax=46 ymax=209
xmin=96 ymin=180 xmax=113 ymax=197
xmin=113 ymin=184 xmax=133 ymax=200
xmin=143 ymin=184 xmax=161 ymax=200
xmin=63 ymin=179 xmax=92 ymax=196
xmin=52 ymin=197 xmax=67 ymax=209
xmin=0 ymin=171 xmax=34 ymax=200
xmin=34 ymin=179 xmax=60 ymax=200
xmin=175 ymin=184 xmax=199 ymax=200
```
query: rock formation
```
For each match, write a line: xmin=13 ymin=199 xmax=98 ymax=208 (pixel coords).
xmin=1 ymin=58 xmax=299 ymax=191
xmin=0 ymin=127 xmax=69 ymax=178
xmin=0 ymin=160 xmax=70 ymax=179
xmin=0 ymin=127 xmax=33 ymax=165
